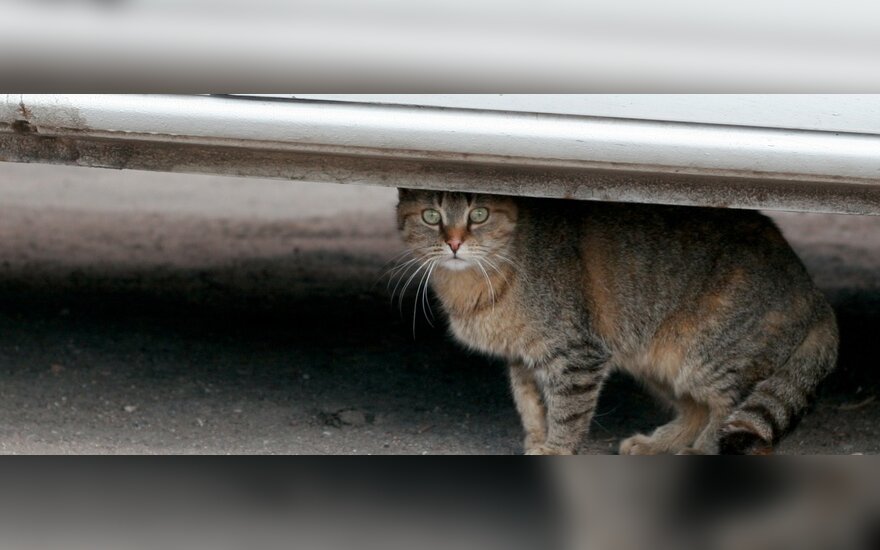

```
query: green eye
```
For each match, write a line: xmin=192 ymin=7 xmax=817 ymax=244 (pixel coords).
xmin=422 ymin=209 xmax=441 ymax=225
xmin=469 ymin=207 xmax=489 ymax=223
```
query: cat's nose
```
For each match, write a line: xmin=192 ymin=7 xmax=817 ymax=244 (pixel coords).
xmin=447 ymin=239 xmax=462 ymax=253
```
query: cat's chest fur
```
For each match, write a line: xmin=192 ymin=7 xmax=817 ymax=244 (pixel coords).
xmin=432 ymin=272 xmax=551 ymax=366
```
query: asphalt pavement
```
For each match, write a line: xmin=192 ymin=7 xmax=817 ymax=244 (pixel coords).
xmin=0 ymin=163 xmax=876 ymax=454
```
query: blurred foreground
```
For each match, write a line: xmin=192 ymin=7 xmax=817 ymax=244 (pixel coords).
xmin=0 ymin=460 xmax=877 ymax=550
xmin=3 ymin=1 xmax=879 ymax=91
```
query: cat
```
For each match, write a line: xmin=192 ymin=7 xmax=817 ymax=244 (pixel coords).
xmin=396 ymin=189 xmax=838 ymax=455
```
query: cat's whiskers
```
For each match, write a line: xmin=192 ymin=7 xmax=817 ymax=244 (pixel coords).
xmin=387 ymin=249 xmax=444 ymax=303
xmin=420 ymin=259 xmax=439 ymax=325
xmin=387 ymin=258 xmax=427 ymax=307
xmin=467 ymin=246 xmax=505 ymax=311
xmin=390 ymin=253 xmax=440 ymax=296
xmin=397 ymin=254 xmax=443 ymax=314
xmin=383 ymin=256 xmax=423 ymax=289
xmin=412 ymin=257 xmax=440 ymax=336
xmin=379 ymin=247 xmax=418 ymax=270
xmin=479 ymin=255 xmax=513 ymax=289
xmin=381 ymin=255 xmax=425 ymax=290
xmin=377 ymin=246 xmax=429 ymax=275
xmin=493 ymin=252 xmax=523 ymax=272
xmin=474 ymin=258 xmax=497 ymax=313
xmin=380 ymin=246 xmax=436 ymax=286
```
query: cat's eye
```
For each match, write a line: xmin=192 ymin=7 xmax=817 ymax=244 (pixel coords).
xmin=422 ymin=209 xmax=442 ymax=225
xmin=469 ymin=207 xmax=489 ymax=224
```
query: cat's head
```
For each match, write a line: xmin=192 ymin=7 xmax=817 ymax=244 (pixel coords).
xmin=397 ymin=189 xmax=518 ymax=272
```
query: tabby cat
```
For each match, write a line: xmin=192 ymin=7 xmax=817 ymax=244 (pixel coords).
xmin=396 ymin=190 xmax=838 ymax=455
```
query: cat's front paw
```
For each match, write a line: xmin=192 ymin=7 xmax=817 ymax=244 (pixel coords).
xmin=619 ymin=434 xmax=665 ymax=455
xmin=675 ymin=447 xmax=705 ymax=455
xmin=524 ymin=444 xmax=574 ymax=456
xmin=523 ymin=434 xmax=546 ymax=453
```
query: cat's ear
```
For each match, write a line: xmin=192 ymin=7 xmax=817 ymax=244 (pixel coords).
xmin=398 ymin=188 xmax=412 ymax=201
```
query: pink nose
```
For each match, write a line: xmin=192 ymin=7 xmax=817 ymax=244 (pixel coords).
xmin=447 ymin=239 xmax=462 ymax=253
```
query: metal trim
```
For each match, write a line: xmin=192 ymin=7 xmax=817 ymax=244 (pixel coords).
xmin=2 ymin=94 xmax=880 ymax=215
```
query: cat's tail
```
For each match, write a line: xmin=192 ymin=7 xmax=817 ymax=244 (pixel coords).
xmin=719 ymin=304 xmax=838 ymax=454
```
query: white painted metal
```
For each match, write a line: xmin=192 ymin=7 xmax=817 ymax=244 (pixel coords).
xmin=260 ymin=95 xmax=880 ymax=136
xmin=3 ymin=94 xmax=880 ymax=185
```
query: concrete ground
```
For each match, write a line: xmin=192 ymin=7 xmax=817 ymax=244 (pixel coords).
xmin=0 ymin=163 xmax=876 ymax=454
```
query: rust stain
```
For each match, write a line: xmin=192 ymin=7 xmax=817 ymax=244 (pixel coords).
xmin=11 ymin=120 xmax=35 ymax=134
xmin=17 ymin=100 xmax=33 ymax=120
xmin=10 ymin=99 xmax=37 ymax=133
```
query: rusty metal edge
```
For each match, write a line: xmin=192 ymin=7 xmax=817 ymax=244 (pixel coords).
xmin=1 ymin=132 xmax=879 ymax=215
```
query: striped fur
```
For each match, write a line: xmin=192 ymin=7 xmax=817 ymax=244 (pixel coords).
xmin=396 ymin=190 xmax=839 ymax=455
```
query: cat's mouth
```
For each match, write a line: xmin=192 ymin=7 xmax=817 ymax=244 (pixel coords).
xmin=441 ymin=256 xmax=472 ymax=271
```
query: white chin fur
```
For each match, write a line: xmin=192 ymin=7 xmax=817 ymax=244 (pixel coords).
xmin=439 ymin=258 xmax=473 ymax=271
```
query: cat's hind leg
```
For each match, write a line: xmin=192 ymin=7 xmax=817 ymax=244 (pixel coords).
xmin=508 ymin=362 xmax=547 ymax=453
xmin=677 ymin=398 xmax=736 ymax=454
xmin=718 ymin=311 xmax=838 ymax=454
xmin=681 ymin=308 xmax=837 ymax=455
xmin=619 ymin=398 xmax=709 ymax=455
